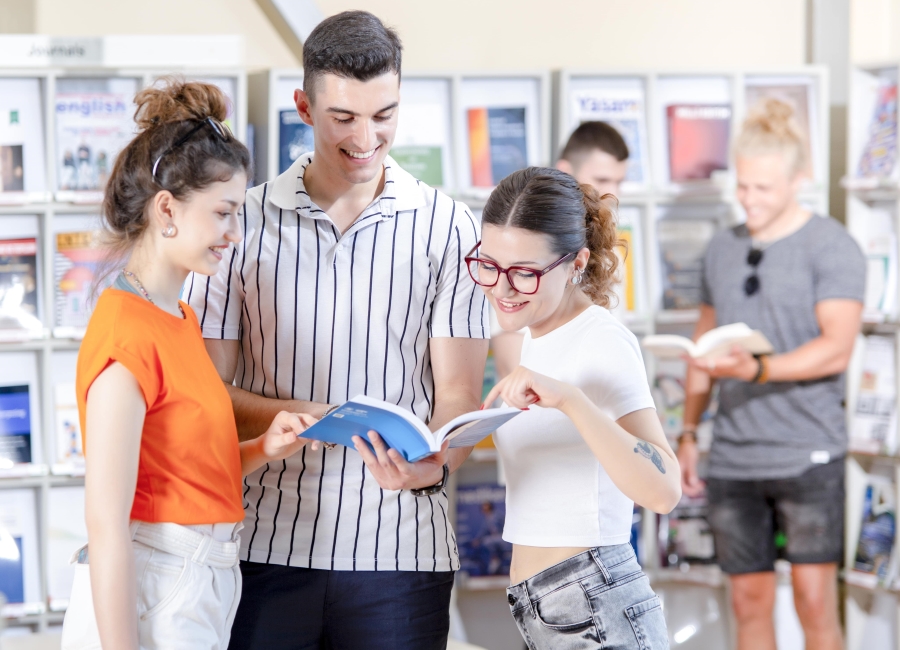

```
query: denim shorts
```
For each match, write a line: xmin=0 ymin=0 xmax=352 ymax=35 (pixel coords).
xmin=506 ymin=544 xmax=669 ymax=649
xmin=707 ymin=458 xmax=845 ymax=574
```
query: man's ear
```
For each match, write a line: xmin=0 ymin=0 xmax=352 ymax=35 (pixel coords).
xmin=556 ymin=158 xmax=573 ymax=175
xmin=295 ymin=88 xmax=314 ymax=127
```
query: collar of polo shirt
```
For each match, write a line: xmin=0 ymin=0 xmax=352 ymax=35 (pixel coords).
xmin=267 ymin=152 xmax=428 ymax=218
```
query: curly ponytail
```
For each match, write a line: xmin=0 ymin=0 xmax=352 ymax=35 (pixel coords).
xmin=481 ymin=166 xmax=623 ymax=308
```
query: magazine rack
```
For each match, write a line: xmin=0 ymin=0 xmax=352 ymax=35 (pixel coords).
xmin=0 ymin=35 xmax=247 ymax=633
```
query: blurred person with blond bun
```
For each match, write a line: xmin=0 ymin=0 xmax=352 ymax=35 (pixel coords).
xmin=676 ymin=99 xmax=865 ymax=650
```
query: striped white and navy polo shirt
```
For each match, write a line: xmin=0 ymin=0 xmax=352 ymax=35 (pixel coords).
xmin=186 ymin=152 xmax=488 ymax=571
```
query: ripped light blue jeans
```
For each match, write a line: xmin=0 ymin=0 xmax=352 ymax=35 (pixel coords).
xmin=506 ymin=544 xmax=669 ymax=649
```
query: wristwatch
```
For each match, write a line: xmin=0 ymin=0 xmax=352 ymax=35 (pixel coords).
xmin=411 ymin=463 xmax=450 ymax=497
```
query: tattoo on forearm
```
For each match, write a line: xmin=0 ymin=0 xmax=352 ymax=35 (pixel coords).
xmin=634 ymin=441 xmax=666 ymax=474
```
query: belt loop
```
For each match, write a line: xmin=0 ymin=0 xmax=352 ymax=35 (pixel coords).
xmin=521 ymin=581 xmax=537 ymax=619
xmin=590 ymin=547 xmax=612 ymax=584
xmin=192 ymin=534 xmax=214 ymax=566
xmin=129 ymin=521 xmax=140 ymax=541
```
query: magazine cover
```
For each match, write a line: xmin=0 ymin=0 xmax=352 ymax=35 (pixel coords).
xmin=54 ymin=382 xmax=83 ymax=474
xmin=853 ymin=476 xmax=896 ymax=582
xmin=858 ymin=82 xmax=898 ymax=179
xmin=571 ymin=89 xmax=648 ymax=184
xmin=54 ymin=230 xmax=105 ymax=335
xmin=0 ymin=78 xmax=47 ymax=196
xmin=55 ymin=82 xmax=136 ymax=192
xmin=851 ymin=334 xmax=897 ymax=454
xmin=279 ymin=109 xmax=314 ymax=174
xmin=0 ymin=238 xmax=41 ymax=335
xmin=468 ymin=107 xmax=528 ymax=187
xmin=863 ymin=232 xmax=898 ymax=317
xmin=745 ymin=83 xmax=814 ymax=178
xmin=666 ymin=104 xmax=731 ymax=182
xmin=0 ymin=488 xmax=40 ymax=609
xmin=657 ymin=218 xmax=718 ymax=309
xmin=0 ymin=384 xmax=31 ymax=465
xmin=456 ymin=483 xmax=512 ymax=580
xmin=391 ymin=102 xmax=447 ymax=187
xmin=616 ymin=225 xmax=635 ymax=312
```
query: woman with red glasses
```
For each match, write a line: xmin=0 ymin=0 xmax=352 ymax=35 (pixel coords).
xmin=471 ymin=166 xmax=680 ymax=649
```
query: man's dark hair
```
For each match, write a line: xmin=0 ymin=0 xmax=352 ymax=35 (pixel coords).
xmin=302 ymin=11 xmax=402 ymax=102
xmin=559 ymin=121 xmax=629 ymax=168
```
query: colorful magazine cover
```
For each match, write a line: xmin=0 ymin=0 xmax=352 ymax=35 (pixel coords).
xmin=54 ymin=382 xmax=83 ymax=473
xmin=278 ymin=109 xmax=314 ymax=174
xmin=858 ymin=83 xmax=898 ymax=179
xmin=0 ymin=385 xmax=31 ymax=465
xmin=853 ymin=477 xmax=896 ymax=582
xmin=55 ymin=82 xmax=136 ymax=192
xmin=54 ymin=230 xmax=105 ymax=334
xmin=468 ymin=107 xmax=528 ymax=187
xmin=571 ymin=90 xmax=648 ymax=184
xmin=616 ymin=225 xmax=635 ymax=312
xmin=456 ymin=483 xmax=512 ymax=579
xmin=0 ymin=78 xmax=46 ymax=196
xmin=0 ymin=238 xmax=40 ymax=334
xmin=666 ymin=104 xmax=731 ymax=182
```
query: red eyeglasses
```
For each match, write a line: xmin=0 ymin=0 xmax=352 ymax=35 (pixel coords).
xmin=464 ymin=242 xmax=577 ymax=295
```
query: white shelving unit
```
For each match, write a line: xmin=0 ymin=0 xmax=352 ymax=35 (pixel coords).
xmin=843 ymin=59 xmax=900 ymax=650
xmin=0 ymin=35 xmax=247 ymax=634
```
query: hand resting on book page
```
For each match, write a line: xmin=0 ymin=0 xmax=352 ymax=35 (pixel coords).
xmin=481 ymin=365 xmax=573 ymax=411
xmin=353 ymin=431 xmax=449 ymax=491
xmin=686 ymin=344 xmax=760 ymax=382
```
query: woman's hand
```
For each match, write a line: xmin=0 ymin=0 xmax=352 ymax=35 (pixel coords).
xmin=261 ymin=411 xmax=318 ymax=461
xmin=482 ymin=365 xmax=580 ymax=411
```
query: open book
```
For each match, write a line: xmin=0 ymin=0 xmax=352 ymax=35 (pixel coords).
xmin=641 ymin=322 xmax=774 ymax=361
xmin=299 ymin=395 xmax=522 ymax=463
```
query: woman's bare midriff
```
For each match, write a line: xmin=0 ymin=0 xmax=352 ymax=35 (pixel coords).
xmin=510 ymin=544 xmax=592 ymax=585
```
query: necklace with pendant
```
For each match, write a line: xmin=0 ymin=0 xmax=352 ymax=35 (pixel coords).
xmin=121 ymin=270 xmax=185 ymax=318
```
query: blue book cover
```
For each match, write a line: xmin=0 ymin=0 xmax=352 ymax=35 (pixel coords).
xmin=487 ymin=107 xmax=528 ymax=183
xmin=456 ymin=483 xmax=512 ymax=578
xmin=279 ymin=109 xmax=314 ymax=174
xmin=0 ymin=535 xmax=24 ymax=603
xmin=0 ymin=385 xmax=31 ymax=464
xmin=300 ymin=395 xmax=520 ymax=463
xmin=854 ymin=482 xmax=896 ymax=580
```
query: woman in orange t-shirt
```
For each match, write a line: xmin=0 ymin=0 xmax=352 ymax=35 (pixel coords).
xmin=61 ymin=80 xmax=317 ymax=650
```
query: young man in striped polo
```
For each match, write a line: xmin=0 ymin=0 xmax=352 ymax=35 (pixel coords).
xmin=188 ymin=11 xmax=488 ymax=649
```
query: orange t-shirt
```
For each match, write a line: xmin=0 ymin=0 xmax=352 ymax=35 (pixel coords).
xmin=76 ymin=289 xmax=244 ymax=524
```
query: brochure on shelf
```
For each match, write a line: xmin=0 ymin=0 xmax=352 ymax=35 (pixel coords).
xmin=567 ymin=80 xmax=650 ymax=187
xmin=0 ymin=237 xmax=42 ymax=340
xmin=54 ymin=77 xmax=138 ymax=201
xmin=0 ymin=384 xmax=32 ymax=468
xmin=656 ymin=213 xmax=719 ymax=310
xmin=0 ymin=78 xmax=47 ymax=203
xmin=857 ymin=81 xmax=898 ymax=180
xmin=651 ymin=357 xmax=686 ymax=438
xmin=612 ymin=204 xmax=644 ymax=316
xmin=0 ymin=488 xmax=42 ymax=616
xmin=659 ymin=493 xmax=716 ymax=567
xmin=744 ymin=79 xmax=816 ymax=180
xmin=456 ymin=483 xmax=512 ymax=587
xmin=47 ymin=486 xmax=88 ymax=611
xmin=53 ymin=382 xmax=83 ymax=477
xmin=467 ymin=106 xmax=528 ymax=188
xmin=851 ymin=473 xmax=896 ymax=587
xmin=666 ymin=104 xmax=731 ymax=183
xmin=53 ymin=229 xmax=105 ymax=339
xmin=863 ymin=231 xmax=899 ymax=319
xmin=850 ymin=334 xmax=898 ymax=455
xmin=300 ymin=395 xmax=521 ymax=463
xmin=278 ymin=109 xmax=313 ymax=175
xmin=391 ymin=102 xmax=448 ymax=188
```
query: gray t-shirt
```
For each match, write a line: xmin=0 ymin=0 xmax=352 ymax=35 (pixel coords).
xmin=700 ymin=215 xmax=865 ymax=480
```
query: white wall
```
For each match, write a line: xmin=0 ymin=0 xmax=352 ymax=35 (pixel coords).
xmin=318 ymin=0 xmax=808 ymax=71
xmin=851 ymin=0 xmax=900 ymax=62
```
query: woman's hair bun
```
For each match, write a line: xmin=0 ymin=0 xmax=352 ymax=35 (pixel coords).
xmin=133 ymin=77 xmax=230 ymax=131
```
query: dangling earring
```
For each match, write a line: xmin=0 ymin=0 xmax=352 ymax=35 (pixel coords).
xmin=571 ymin=269 xmax=583 ymax=285
xmin=162 ymin=223 xmax=178 ymax=238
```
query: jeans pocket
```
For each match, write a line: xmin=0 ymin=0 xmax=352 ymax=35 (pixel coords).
xmin=139 ymin=551 xmax=191 ymax=621
xmin=626 ymin=595 xmax=669 ymax=650
xmin=533 ymin=582 xmax=597 ymax=633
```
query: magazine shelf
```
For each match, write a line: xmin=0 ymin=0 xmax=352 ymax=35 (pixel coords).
xmin=0 ymin=52 xmax=247 ymax=632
